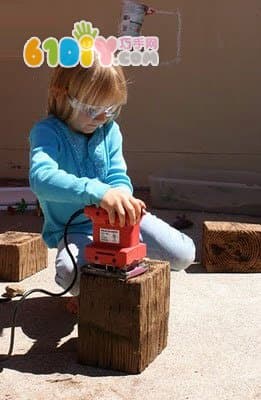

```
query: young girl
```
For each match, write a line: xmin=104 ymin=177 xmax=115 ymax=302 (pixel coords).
xmin=29 ymin=58 xmax=195 ymax=311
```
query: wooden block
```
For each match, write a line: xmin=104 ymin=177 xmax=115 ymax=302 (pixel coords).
xmin=78 ymin=260 xmax=170 ymax=374
xmin=0 ymin=231 xmax=48 ymax=281
xmin=202 ymin=221 xmax=261 ymax=272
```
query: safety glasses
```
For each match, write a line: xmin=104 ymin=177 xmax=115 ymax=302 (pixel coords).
xmin=68 ymin=96 xmax=120 ymax=120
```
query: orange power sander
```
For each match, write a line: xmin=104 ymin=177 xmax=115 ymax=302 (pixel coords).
xmin=83 ymin=206 xmax=148 ymax=280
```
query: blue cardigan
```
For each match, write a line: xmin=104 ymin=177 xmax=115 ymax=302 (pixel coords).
xmin=29 ymin=115 xmax=133 ymax=248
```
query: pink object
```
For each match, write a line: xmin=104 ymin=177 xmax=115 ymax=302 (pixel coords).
xmin=94 ymin=36 xmax=117 ymax=66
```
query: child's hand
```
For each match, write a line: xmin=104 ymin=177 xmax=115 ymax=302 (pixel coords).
xmin=100 ymin=188 xmax=146 ymax=227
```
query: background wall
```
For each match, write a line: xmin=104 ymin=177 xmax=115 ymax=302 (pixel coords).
xmin=1 ymin=0 xmax=260 ymax=186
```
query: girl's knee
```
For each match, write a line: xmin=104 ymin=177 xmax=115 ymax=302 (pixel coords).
xmin=140 ymin=212 xmax=196 ymax=270
xmin=169 ymin=237 xmax=196 ymax=271
xmin=55 ymin=234 xmax=91 ymax=296
xmin=55 ymin=267 xmax=80 ymax=296
xmin=55 ymin=253 xmax=81 ymax=295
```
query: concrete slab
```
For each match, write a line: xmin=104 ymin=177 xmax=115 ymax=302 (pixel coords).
xmin=0 ymin=207 xmax=260 ymax=400
xmin=149 ymin=169 xmax=261 ymax=216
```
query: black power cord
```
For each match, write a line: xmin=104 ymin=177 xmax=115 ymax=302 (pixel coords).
xmin=0 ymin=208 xmax=84 ymax=362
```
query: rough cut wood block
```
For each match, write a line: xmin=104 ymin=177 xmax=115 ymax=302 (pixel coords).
xmin=78 ymin=260 xmax=170 ymax=374
xmin=0 ymin=231 xmax=48 ymax=281
xmin=202 ymin=221 xmax=261 ymax=272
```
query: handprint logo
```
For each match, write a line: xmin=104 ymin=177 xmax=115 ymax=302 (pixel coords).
xmin=72 ymin=21 xmax=99 ymax=67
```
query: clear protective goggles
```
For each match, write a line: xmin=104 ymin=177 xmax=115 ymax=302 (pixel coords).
xmin=68 ymin=96 xmax=120 ymax=120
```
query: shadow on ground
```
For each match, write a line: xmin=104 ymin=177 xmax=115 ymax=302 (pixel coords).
xmin=0 ymin=296 xmax=126 ymax=377
xmin=185 ymin=262 xmax=207 ymax=273
xmin=0 ymin=211 xmax=43 ymax=234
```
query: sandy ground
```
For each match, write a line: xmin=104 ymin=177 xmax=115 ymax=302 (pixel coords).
xmin=0 ymin=203 xmax=261 ymax=400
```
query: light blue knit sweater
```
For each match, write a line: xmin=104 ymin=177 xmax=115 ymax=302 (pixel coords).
xmin=29 ymin=115 xmax=133 ymax=248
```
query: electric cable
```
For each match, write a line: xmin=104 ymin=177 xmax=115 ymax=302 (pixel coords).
xmin=0 ymin=208 xmax=84 ymax=362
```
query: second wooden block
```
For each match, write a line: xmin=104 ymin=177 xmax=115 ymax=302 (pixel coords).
xmin=202 ymin=221 xmax=261 ymax=272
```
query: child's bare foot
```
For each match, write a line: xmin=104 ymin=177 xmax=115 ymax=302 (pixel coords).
xmin=66 ymin=296 xmax=79 ymax=314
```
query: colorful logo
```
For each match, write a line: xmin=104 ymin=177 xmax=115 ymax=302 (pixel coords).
xmin=23 ymin=20 xmax=159 ymax=68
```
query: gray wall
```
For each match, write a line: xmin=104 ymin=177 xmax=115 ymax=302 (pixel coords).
xmin=1 ymin=0 xmax=260 ymax=185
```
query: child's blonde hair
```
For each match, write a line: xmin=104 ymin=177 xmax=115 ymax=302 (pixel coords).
xmin=47 ymin=57 xmax=128 ymax=122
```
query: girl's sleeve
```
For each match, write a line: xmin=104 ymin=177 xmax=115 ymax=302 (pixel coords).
xmin=29 ymin=122 xmax=111 ymax=205
xmin=104 ymin=122 xmax=133 ymax=195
